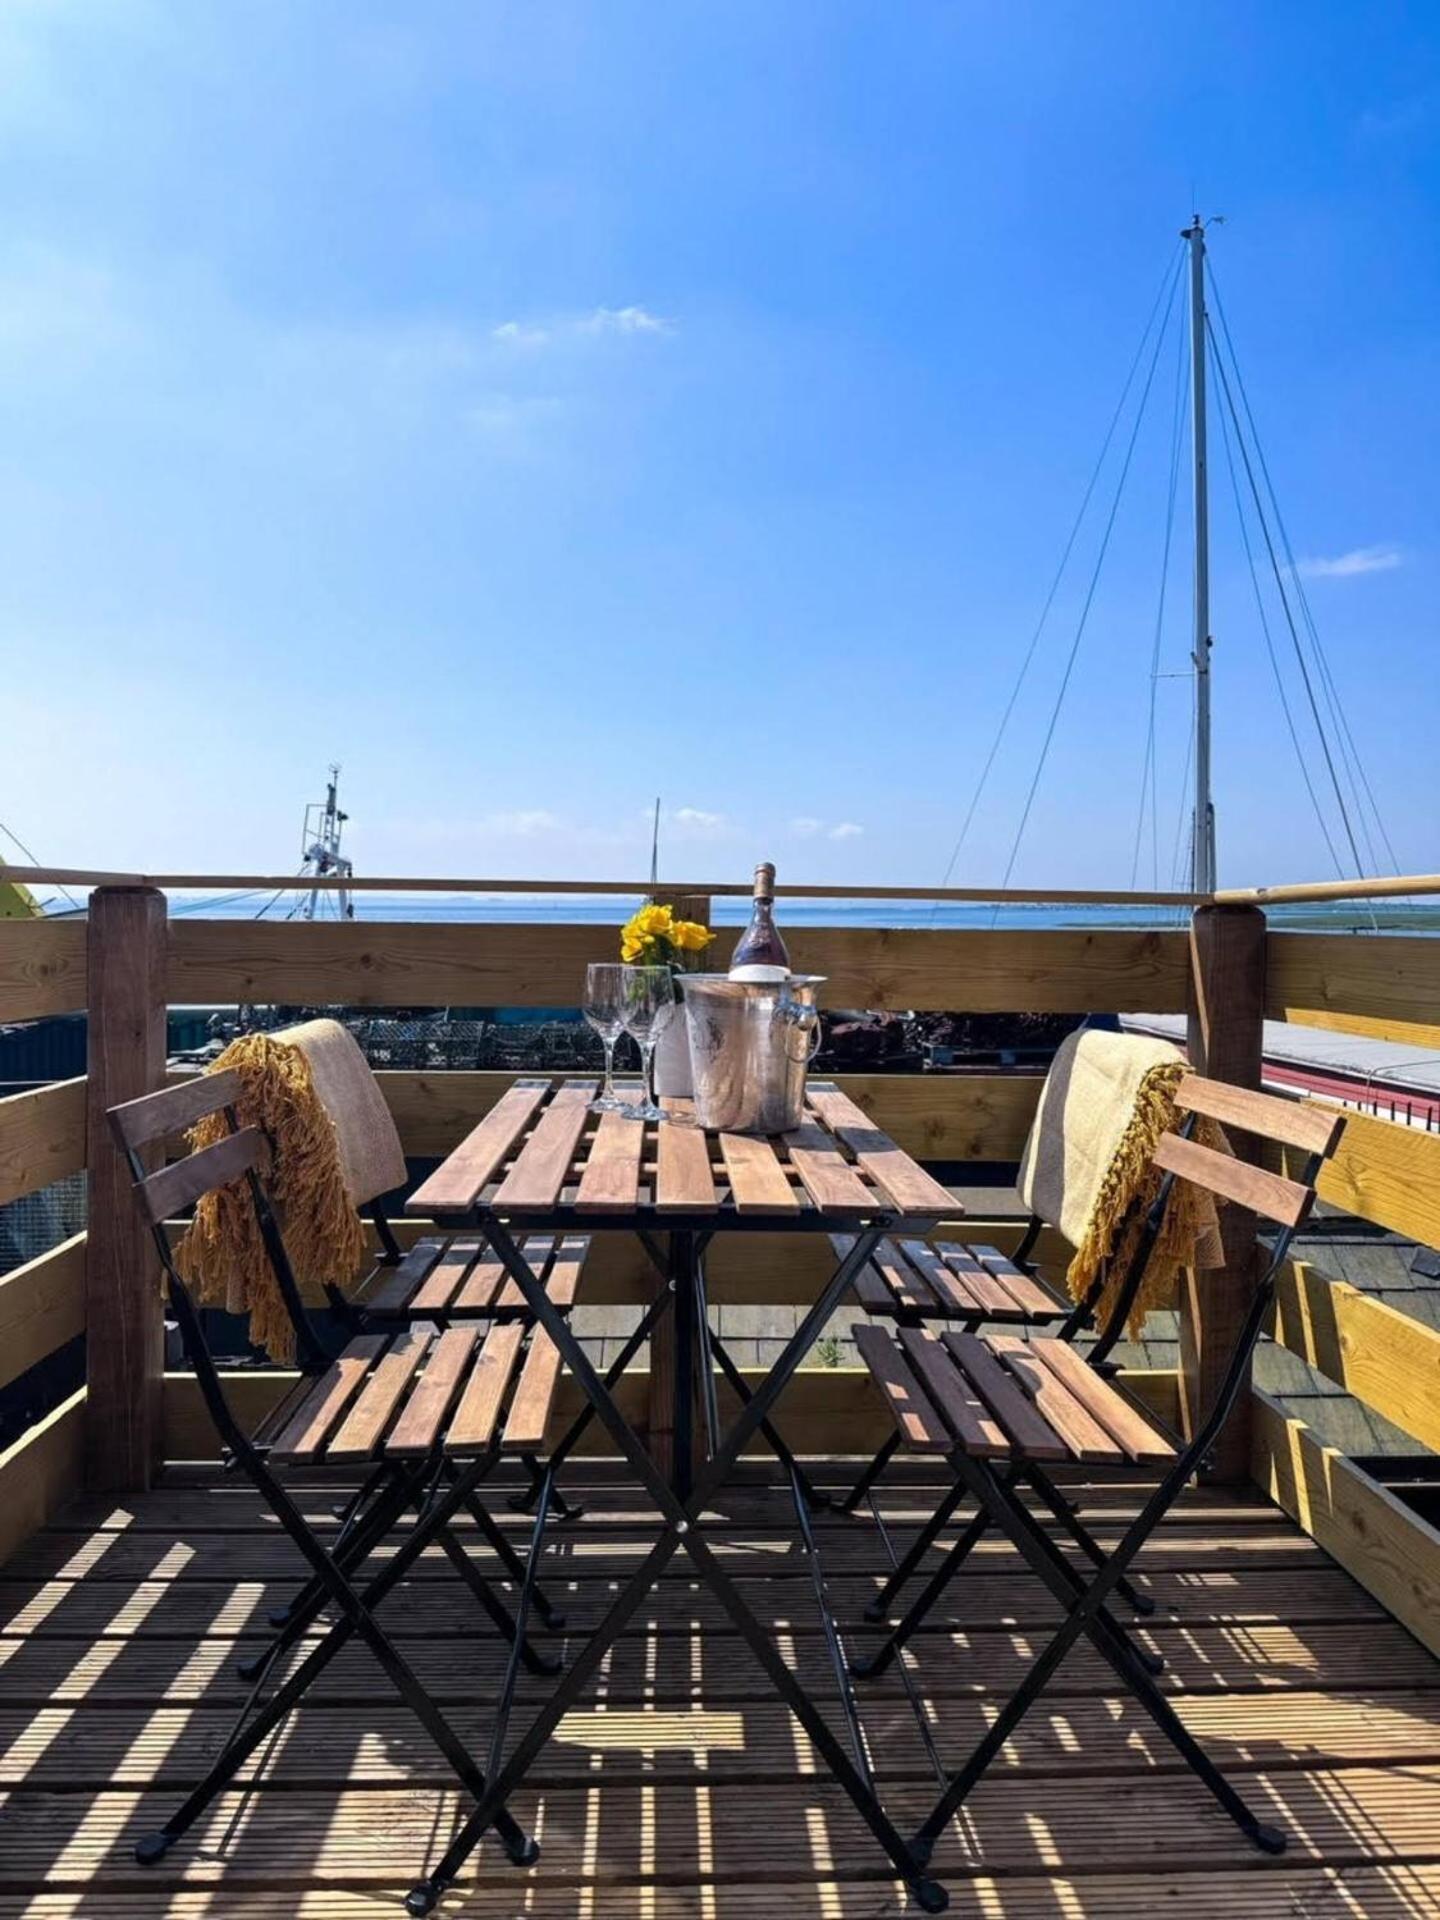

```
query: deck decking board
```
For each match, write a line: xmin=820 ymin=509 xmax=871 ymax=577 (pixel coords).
xmin=0 ymin=1463 xmax=1432 ymax=1915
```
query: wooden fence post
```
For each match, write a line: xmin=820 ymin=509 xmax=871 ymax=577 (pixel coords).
xmin=85 ymin=886 xmax=168 ymax=1492
xmin=1181 ymin=903 xmax=1266 ymax=1483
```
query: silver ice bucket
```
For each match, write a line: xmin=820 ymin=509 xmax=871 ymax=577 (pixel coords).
xmin=677 ymin=973 xmax=824 ymax=1135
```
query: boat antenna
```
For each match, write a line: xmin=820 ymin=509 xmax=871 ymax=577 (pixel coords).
xmin=648 ymin=797 xmax=661 ymax=892
xmin=1183 ymin=212 xmax=1221 ymax=894
xmin=299 ymin=763 xmax=354 ymax=921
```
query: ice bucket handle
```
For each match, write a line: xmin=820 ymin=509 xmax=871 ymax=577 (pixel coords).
xmin=773 ymin=986 xmax=823 ymax=1063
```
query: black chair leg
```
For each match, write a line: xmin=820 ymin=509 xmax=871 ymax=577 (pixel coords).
xmin=839 ymin=1431 xmax=899 ymax=1513
xmin=863 ymin=1475 xmax=968 ymax=1620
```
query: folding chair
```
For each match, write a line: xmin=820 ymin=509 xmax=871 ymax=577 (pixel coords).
xmin=848 ymin=1075 xmax=1346 ymax=1884
xmin=107 ymin=1070 xmax=573 ymax=1875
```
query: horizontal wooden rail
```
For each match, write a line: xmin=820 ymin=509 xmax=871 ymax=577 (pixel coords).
xmin=1267 ymin=932 xmax=1440 ymax=1047
xmin=1252 ymin=1388 xmax=1440 ymax=1662
xmin=1220 ymin=873 xmax=1440 ymax=906
xmin=1269 ymin=1259 xmax=1440 ymax=1455
xmin=0 ymin=918 xmax=87 ymax=1020
xmin=1278 ymin=1103 xmax=1440 ymax=1250
xmin=162 ymin=1364 xmax=1180 ymax=1464
xmin=0 ymin=1388 xmax=86 ymax=1565
xmin=0 ymin=1077 xmax=86 ymax=1207
xmin=0 ymin=1234 xmax=86 ymax=1393
xmin=165 ymin=920 xmax=1191 ymax=1014
xmin=5 ymin=863 xmax=1205 ymax=905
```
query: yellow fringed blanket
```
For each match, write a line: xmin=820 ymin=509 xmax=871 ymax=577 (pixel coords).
xmin=176 ymin=1020 xmax=407 ymax=1362
xmin=1018 ymin=1029 xmax=1224 ymax=1337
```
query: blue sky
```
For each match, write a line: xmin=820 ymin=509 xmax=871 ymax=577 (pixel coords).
xmin=2 ymin=1 xmax=1436 ymax=892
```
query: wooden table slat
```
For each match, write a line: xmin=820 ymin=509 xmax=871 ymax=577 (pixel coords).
xmin=719 ymin=1132 xmax=800 ymax=1214
xmin=407 ymin=1079 xmax=551 ymax=1215
xmin=492 ymin=1081 xmax=598 ymax=1212
xmin=806 ymin=1081 xmax=956 ymax=1214
xmin=574 ymin=1088 xmax=647 ymax=1212
xmin=655 ymin=1100 xmax=718 ymax=1211
xmin=783 ymin=1119 xmax=875 ymax=1214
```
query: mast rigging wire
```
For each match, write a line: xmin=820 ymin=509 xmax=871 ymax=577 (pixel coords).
xmin=1205 ymin=265 xmax=1400 ymax=874
xmin=1130 ymin=300 xmax=1188 ymax=890
xmin=1210 ymin=340 xmax=1346 ymax=877
xmin=996 ymin=255 xmax=1185 ymax=890
xmin=1205 ymin=318 xmax=1371 ymax=878
xmin=931 ymin=240 xmax=1185 ymax=900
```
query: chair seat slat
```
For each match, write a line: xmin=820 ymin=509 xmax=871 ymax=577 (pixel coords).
xmin=447 ymin=1322 xmax=526 ymax=1453
xmin=939 ymin=1331 xmax=1070 ymax=1461
xmin=854 ymin=1325 xmax=951 ymax=1452
xmin=898 ymin=1328 xmax=1010 ymax=1459
xmin=267 ymin=1337 xmax=387 ymax=1462
xmin=326 ymin=1331 xmax=430 ymax=1462
xmin=386 ymin=1326 xmax=484 ymax=1459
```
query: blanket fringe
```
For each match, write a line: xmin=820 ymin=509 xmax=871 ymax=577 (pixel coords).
xmin=1066 ymin=1058 xmax=1223 ymax=1337
xmin=174 ymin=1034 xmax=365 ymax=1363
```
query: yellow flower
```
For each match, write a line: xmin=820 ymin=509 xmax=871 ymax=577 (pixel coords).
xmin=620 ymin=934 xmax=645 ymax=962
xmin=671 ymin=919 xmax=714 ymax=953
xmin=631 ymin=903 xmax=674 ymax=938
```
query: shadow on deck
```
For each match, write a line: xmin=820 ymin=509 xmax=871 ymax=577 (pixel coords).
xmin=0 ymin=1460 xmax=1437 ymax=1917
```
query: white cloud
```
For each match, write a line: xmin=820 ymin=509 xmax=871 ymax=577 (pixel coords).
xmin=1295 ymin=544 xmax=1403 ymax=580
xmin=828 ymin=822 xmax=864 ymax=840
xmin=789 ymin=816 xmax=823 ymax=838
xmin=580 ymin=305 xmax=670 ymax=336
xmin=671 ymin=806 xmax=728 ymax=837
xmin=492 ymin=304 xmax=672 ymax=350
xmin=476 ymin=808 xmax=564 ymax=837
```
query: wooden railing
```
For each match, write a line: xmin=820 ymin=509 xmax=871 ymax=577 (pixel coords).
xmin=0 ymin=874 xmax=1436 ymax=1613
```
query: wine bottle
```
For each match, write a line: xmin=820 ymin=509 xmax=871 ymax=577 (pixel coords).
xmin=728 ymin=862 xmax=791 ymax=983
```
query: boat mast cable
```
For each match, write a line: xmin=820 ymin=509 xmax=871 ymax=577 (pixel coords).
xmin=1130 ymin=302 xmax=1189 ymax=890
xmin=931 ymin=239 xmax=1184 ymax=902
xmin=1183 ymin=216 xmax=1217 ymax=895
xmin=1211 ymin=341 xmax=1346 ymax=877
xmin=1205 ymin=320 xmax=1371 ymax=878
xmin=1205 ymin=266 xmax=1401 ymax=875
xmin=997 ymin=253 xmax=1184 ymax=890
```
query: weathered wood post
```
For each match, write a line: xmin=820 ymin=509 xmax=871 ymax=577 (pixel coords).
xmin=85 ymin=886 xmax=168 ymax=1491
xmin=1181 ymin=903 xmax=1266 ymax=1482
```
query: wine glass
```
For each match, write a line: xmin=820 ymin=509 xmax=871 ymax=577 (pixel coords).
xmin=618 ymin=965 xmax=677 ymax=1124
xmin=583 ymin=963 xmax=628 ymax=1113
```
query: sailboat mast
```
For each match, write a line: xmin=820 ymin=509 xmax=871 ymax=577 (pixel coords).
xmin=1185 ymin=215 xmax=1216 ymax=894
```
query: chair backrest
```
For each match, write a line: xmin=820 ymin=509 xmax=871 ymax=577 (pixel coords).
xmin=107 ymin=1072 xmax=328 ymax=1383
xmin=1157 ymin=1074 xmax=1346 ymax=1237
xmin=1143 ymin=1075 xmax=1346 ymax=1465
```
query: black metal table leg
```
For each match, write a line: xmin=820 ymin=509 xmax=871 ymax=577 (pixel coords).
xmin=403 ymin=1215 xmax=948 ymax=1917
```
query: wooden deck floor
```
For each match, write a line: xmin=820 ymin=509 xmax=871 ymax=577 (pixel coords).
xmin=0 ymin=1460 xmax=1437 ymax=1916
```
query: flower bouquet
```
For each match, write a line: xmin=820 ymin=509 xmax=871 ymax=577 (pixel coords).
xmin=620 ymin=902 xmax=715 ymax=1096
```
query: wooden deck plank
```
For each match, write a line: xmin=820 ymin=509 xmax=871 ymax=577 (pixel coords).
xmin=0 ymin=1462 xmax=1433 ymax=1913
xmin=1 ymin=1765 xmax=1437 ymax=1885
xmin=5 ymin=1685 xmax=1440 ymax=1788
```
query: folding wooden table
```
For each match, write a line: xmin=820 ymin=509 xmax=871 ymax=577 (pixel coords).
xmin=400 ymin=1075 xmax=957 ymax=1914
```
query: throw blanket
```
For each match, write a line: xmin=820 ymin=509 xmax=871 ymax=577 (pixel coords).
xmin=1018 ymin=1028 xmax=1224 ymax=1336
xmin=176 ymin=1020 xmax=407 ymax=1361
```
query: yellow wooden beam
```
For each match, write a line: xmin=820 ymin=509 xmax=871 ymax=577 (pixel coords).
xmin=1266 ymin=931 xmax=1440 ymax=1034
xmin=1251 ymin=1388 xmax=1440 ymax=1661
xmin=1280 ymin=1103 xmax=1440 ymax=1249
xmin=1269 ymin=1259 xmax=1440 ymax=1453
xmin=0 ymin=1387 xmax=86 ymax=1564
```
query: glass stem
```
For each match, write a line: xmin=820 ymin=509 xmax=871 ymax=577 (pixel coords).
xmin=601 ymin=1034 xmax=618 ymax=1105
xmin=640 ymin=1039 xmax=658 ymax=1110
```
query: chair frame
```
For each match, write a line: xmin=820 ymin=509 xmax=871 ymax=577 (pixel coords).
xmin=106 ymin=1072 xmax=553 ymax=1874
xmin=850 ymin=1078 xmax=1347 ymax=1892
